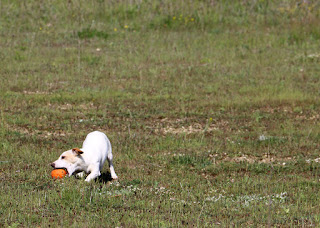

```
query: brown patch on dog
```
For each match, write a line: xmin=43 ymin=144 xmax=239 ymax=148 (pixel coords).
xmin=72 ymin=148 xmax=84 ymax=155
xmin=61 ymin=151 xmax=78 ymax=163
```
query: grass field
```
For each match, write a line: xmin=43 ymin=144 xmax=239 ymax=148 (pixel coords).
xmin=1 ymin=0 xmax=320 ymax=227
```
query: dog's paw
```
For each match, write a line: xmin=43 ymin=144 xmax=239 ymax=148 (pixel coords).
xmin=111 ymin=174 xmax=118 ymax=180
xmin=76 ymin=172 xmax=85 ymax=179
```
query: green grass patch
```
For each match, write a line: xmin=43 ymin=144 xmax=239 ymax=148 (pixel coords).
xmin=1 ymin=0 xmax=320 ymax=226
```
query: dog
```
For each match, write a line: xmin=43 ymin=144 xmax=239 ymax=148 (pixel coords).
xmin=51 ymin=131 xmax=118 ymax=182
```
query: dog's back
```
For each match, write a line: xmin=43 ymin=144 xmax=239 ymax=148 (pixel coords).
xmin=82 ymin=131 xmax=111 ymax=166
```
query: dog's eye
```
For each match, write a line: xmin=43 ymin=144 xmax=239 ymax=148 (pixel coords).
xmin=61 ymin=156 xmax=65 ymax=159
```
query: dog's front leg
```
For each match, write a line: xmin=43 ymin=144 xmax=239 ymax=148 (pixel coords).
xmin=85 ymin=167 xmax=101 ymax=182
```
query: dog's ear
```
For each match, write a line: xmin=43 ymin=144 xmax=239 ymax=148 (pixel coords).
xmin=72 ymin=148 xmax=84 ymax=155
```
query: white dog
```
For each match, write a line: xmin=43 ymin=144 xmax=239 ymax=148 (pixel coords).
xmin=51 ymin=131 xmax=118 ymax=182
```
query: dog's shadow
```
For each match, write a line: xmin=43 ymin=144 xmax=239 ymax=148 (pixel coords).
xmin=96 ymin=172 xmax=114 ymax=184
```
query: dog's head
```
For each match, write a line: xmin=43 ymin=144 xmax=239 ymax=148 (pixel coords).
xmin=51 ymin=148 xmax=84 ymax=176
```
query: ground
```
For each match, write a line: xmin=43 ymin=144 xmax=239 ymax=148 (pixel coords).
xmin=1 ymin=0 xmax=320 ymax=227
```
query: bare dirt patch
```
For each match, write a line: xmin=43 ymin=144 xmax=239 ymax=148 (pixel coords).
xmin=23 ymin=90 xmax=51 ymax=95
xmin=10 ymin=126 xmax=70 ymax=138
xmin=154 ymin=118 xmax=229 ymax=135
xmin=221 ymin=154 xmax=295 ymax=164
xmin=46 ymin=102 xmax=96 ymax=111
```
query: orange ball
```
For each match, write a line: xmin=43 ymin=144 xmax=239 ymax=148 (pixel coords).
xmin=51 ymin=169 xmax=67 ymax=179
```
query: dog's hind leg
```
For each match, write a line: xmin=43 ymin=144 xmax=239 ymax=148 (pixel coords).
xmin=107 ymin=153 xmax=118 ymax=179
